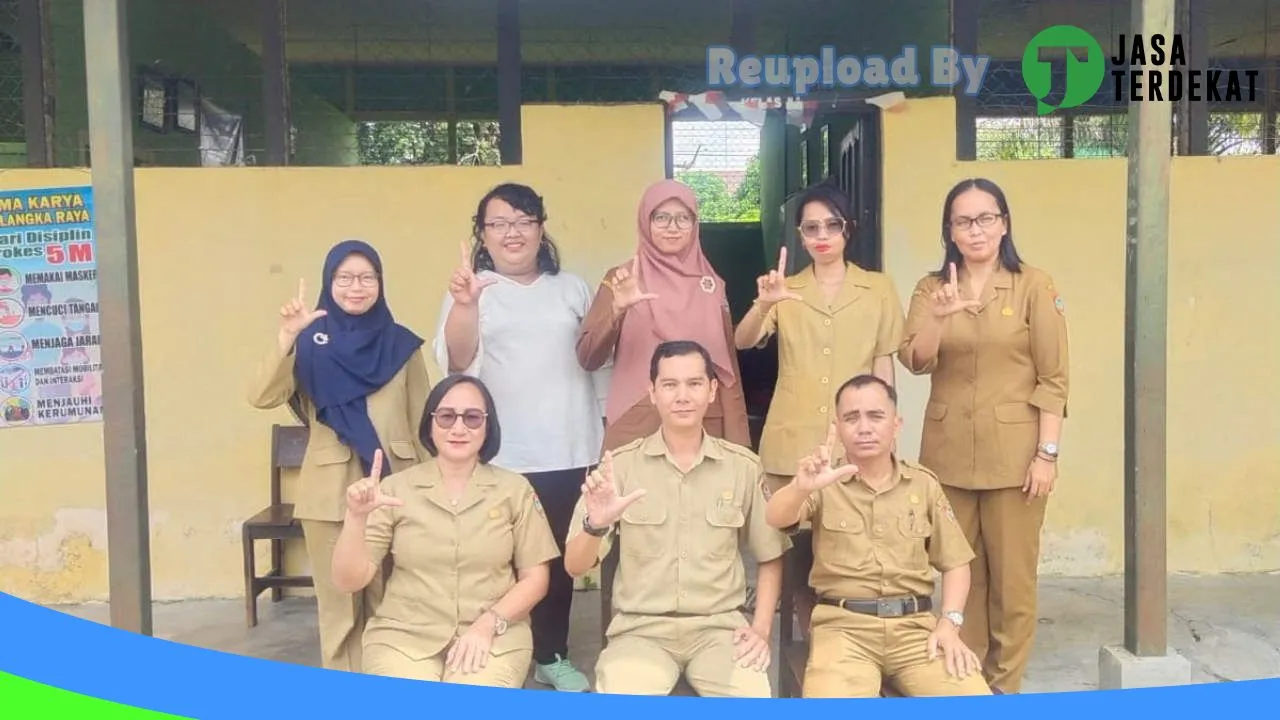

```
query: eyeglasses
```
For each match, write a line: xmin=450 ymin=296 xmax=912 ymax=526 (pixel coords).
xmin=432 ymin=408 xmax=487 ymax=430
xmin=950 ymin=212 xmax=1003 ymax=231
xmin=334 ymin=272 xmax=379 ymax=288
xmin=651 ymin=212 xmax=695 ymax=230
xmin=484 ymin=218 xmax=540 ymax=235
xmin=799 ymin=218 xmax=848 ymax=238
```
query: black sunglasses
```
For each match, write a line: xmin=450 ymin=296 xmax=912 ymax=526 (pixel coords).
xmin=432 ymin=408 xmax=487 ymax=430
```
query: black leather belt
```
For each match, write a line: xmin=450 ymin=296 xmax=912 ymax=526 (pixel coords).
xmin=817 ymin=595 xmax=932 ymax=618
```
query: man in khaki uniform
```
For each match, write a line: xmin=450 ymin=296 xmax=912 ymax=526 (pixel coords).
xmin=564 ymin=340 xmax=790 ymax=697
xmin=765 ymin=374 xmax=990 ymax=698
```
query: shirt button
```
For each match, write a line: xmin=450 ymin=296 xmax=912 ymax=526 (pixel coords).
xmin=819 ymin=405 xmax=828 ymax=414
xmin=679 ymin=590 xmax=687 ymax=598
xmin=839 ymin=520 xmax=847 ymax=528
xmin=680 ymin=551 xmax=687 ymax=559
xmin=822 ymin=347 xmax=831 ymax=355
xmin=821 ymin=376 xmax=829 ymax=384
xmin=874 ymin=525 xmax=883 ymax=535
xmin=823 ymin=319 xmax=832 ymax=327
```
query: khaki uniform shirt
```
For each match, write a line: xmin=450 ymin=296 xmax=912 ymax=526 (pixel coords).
xmin=797 ymin=459 xmax=974 ymax=599
xmin=567 ymin=431 xmax=791 ymax=617
xmin=576 ymin=264 xmax=752 ymax=452
xmin=362 ymin=461 xmax=561 ymax=659
xmin=247 ymin=342 xmax=434 ymax=522
xmin=744 ymin=263 xmax=905 ymax=476
xmin=898 ymin=265 xmax=1069 ymax=491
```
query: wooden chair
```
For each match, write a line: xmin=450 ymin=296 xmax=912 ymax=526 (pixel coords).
xmin=242 ymin=423 xmax=313 ymax=627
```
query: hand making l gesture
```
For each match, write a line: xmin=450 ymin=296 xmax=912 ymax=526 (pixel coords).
xmin=754 ymin=247 xmax=802 ymax=306
xmin=344 ymin=450 xmax=403 ymax=518
xmin=580 ymin=450 xmax=647 ymax=530
xmin=608 ymin=258 xmax=659 ymax=316
xmin=794 ymin=423 xmax=860 ymax=493
xmin=929 ymin=262 xmax=982 ymax=319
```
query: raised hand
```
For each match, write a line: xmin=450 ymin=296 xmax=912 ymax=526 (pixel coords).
xmin=608 ymin=258 xmax=659 ymax=315
xmin=581 ymin=450 xmax=647 ymax=530
xmin=344 ymin=450 xmax=403 ymax=518
xmin=754 ymin=247 xmax=802 ymax=306
xmin=930 ymin=262 xmax=982 ymax=318
xmin=449 ymin=241 xmax=499 ymax=307
xmin=793 ymin=423 xmax=859 ymax=493
xmin=278 ymin=278 xmax=327 ymax=340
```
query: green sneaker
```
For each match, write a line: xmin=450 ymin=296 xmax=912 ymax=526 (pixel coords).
xmin=534 ymin=654 xmax=590 ymax=692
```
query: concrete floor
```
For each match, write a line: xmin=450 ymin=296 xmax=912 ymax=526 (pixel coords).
xmin=50 ymin=573 xmax=1280 ymax=694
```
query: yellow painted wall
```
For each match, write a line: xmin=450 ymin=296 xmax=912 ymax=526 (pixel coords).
xmin=0 ymin=103 xmax=666 ymax=604
xmin=880 ymin=98 xmax=1280 ymax=576
xmin=2 ymin=98 xmax=1278 ymax=605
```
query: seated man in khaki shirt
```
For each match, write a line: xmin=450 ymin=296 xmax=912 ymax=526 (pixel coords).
xmin=564 ymin=340 xmax=791 ymax=697
xmin=765 ymin=373 xmax=991 ymax=698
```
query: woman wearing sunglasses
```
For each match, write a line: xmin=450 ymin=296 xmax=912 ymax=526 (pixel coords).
xmin=732 ymin=181 xmax=905 ymax=637
xmin=331 ymin=374 xmax=560 ymax=687
xmin=577 ymin=178 xmax=750 ymax=452
xmin=248 ymin=239 xmax=433 ymax=674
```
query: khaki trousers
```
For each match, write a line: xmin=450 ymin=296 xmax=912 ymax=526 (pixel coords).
xmin=363 ymin=642 xmax=531 ymax=688
xmin=803 ymin=604 xmax=992 ymax=698
xmin=941 ymin=485 xmax=1049 ymax=694
xmin=301 ymin=519 xmax=385 ymax=673
xmin=595 ymin=613 xmax=772 ymax=697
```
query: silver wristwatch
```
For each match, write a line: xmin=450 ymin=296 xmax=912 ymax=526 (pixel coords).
xmin=942 ymin=610 xmax=965 ymax=628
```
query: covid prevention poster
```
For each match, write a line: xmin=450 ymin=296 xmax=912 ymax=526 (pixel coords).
xmin=0 ymin=185 xmax=102 ymax=428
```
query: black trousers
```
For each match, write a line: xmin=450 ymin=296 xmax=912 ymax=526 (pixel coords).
xmin=525 ymin=466 xmax=587 ymax=665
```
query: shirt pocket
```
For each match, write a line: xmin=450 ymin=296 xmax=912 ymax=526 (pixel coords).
xmin=704 ymin=502 xmax=745 ymax=559
xmin=894 ymin=511 xmax=934 ymax=573
xmin=818 ymin=512 xmax=872 ymax=575
xmin=619 ymin=500 xmax=668 ymax=558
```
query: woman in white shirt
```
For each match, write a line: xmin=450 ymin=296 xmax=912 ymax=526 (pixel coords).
xmin=434 ymin=182 xmax=607 ymax=693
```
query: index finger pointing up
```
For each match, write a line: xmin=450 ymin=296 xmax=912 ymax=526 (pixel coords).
xmin=297 ymin=278 xmax=307 ymax=304
xmin=460 ymin=240 xmax=472 ymax=269
xmin=370 ymin=448 xmax=383 ymax=479
xmin=777 ymin=246 xmax=788 ymax=275
xmin=948 ymin=262 xmax=958 ymax=288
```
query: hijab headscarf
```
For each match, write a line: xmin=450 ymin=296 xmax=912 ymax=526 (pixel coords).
xmin=604 ymin=180 xmax=738 ymax=425
xmin=294 ymin=240 xmax=424 ymax=477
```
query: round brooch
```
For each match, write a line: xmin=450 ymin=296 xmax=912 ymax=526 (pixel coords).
xmin=699 ymin=276 xmax=716 ymax=294
xmin=312 ymin=332 xmax=329 ymax=346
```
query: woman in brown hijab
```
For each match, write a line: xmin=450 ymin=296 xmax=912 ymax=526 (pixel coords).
xmin=576 ymin=179 xmax=750 ymax=452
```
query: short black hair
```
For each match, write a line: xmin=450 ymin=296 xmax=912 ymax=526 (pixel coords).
xmin=418 ymin=374 xmax=502 ymax=464
xmin=835 ymin=374 xmax=898 ymax=408
xmin=649 ymin=340 xmax=718 ymax=383
xmin=470 ymin=182 xmax=561 ymax=275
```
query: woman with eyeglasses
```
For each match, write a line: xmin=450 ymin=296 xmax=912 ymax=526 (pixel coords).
xmin=248 ymin=239 xmax=434 ymax=674
xmin=898 ymin=178 xmax=1069 ymax=695
xmin=732 ymin=181 xmax=905 ymax=639
xmin=432 ymin=183 xmax=605 ymax=692
xmin=330 ymin=374 xmax=559 ymax=688
xmin=577 ymin=178 xmax=750 ymax=452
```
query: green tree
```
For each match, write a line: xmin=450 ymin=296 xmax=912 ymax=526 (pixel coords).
xmin=676 ymin=153 xmax=763 ymax=223
xmin=357 ymin=121 xmax=501 ymax=166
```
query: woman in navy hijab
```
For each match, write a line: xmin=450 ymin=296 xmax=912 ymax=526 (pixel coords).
xmin=249 ymin=239 xmax=434 ymax=674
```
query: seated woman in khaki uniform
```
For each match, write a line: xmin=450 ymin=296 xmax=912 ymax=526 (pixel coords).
xmin=576 ymin=179 xmax=750 ymax=453
xmin=248 ymin=240 xmax=433 ymax=673
xmin=330 ymin=374 xmax=561 ymax=687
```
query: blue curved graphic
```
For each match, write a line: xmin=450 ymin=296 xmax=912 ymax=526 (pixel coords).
xmin=0 ymin=591 xmax=1274 ymax=717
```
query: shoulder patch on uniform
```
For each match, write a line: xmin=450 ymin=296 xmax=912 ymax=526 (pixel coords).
xmin=936 ymin=493 xmax=957 ymax=524
xmin=1053 ymin=294 xmax=1065 ymax=316
xmin=532 ymin=496 xmax=545 ymax=516
xmin=609 ymin=437 xmax=648 ymax=458
xmin=901 ymin=459 xmax=942 ymax=483
xmin=715 ymin=437 xmax=762 ymax=464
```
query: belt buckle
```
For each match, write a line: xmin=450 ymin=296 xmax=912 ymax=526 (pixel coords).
xmin=877 ymin=598 xmax=904 ymax=618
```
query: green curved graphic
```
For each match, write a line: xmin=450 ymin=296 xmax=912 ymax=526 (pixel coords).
xmin=0 ymin=671 xmax=190 ymax=718
xmin=1022 ymin=25 xmax=1106 ymax=115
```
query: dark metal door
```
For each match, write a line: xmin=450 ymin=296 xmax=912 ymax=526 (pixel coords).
xmin=838 ymin=113 xmax=883 ymax=272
